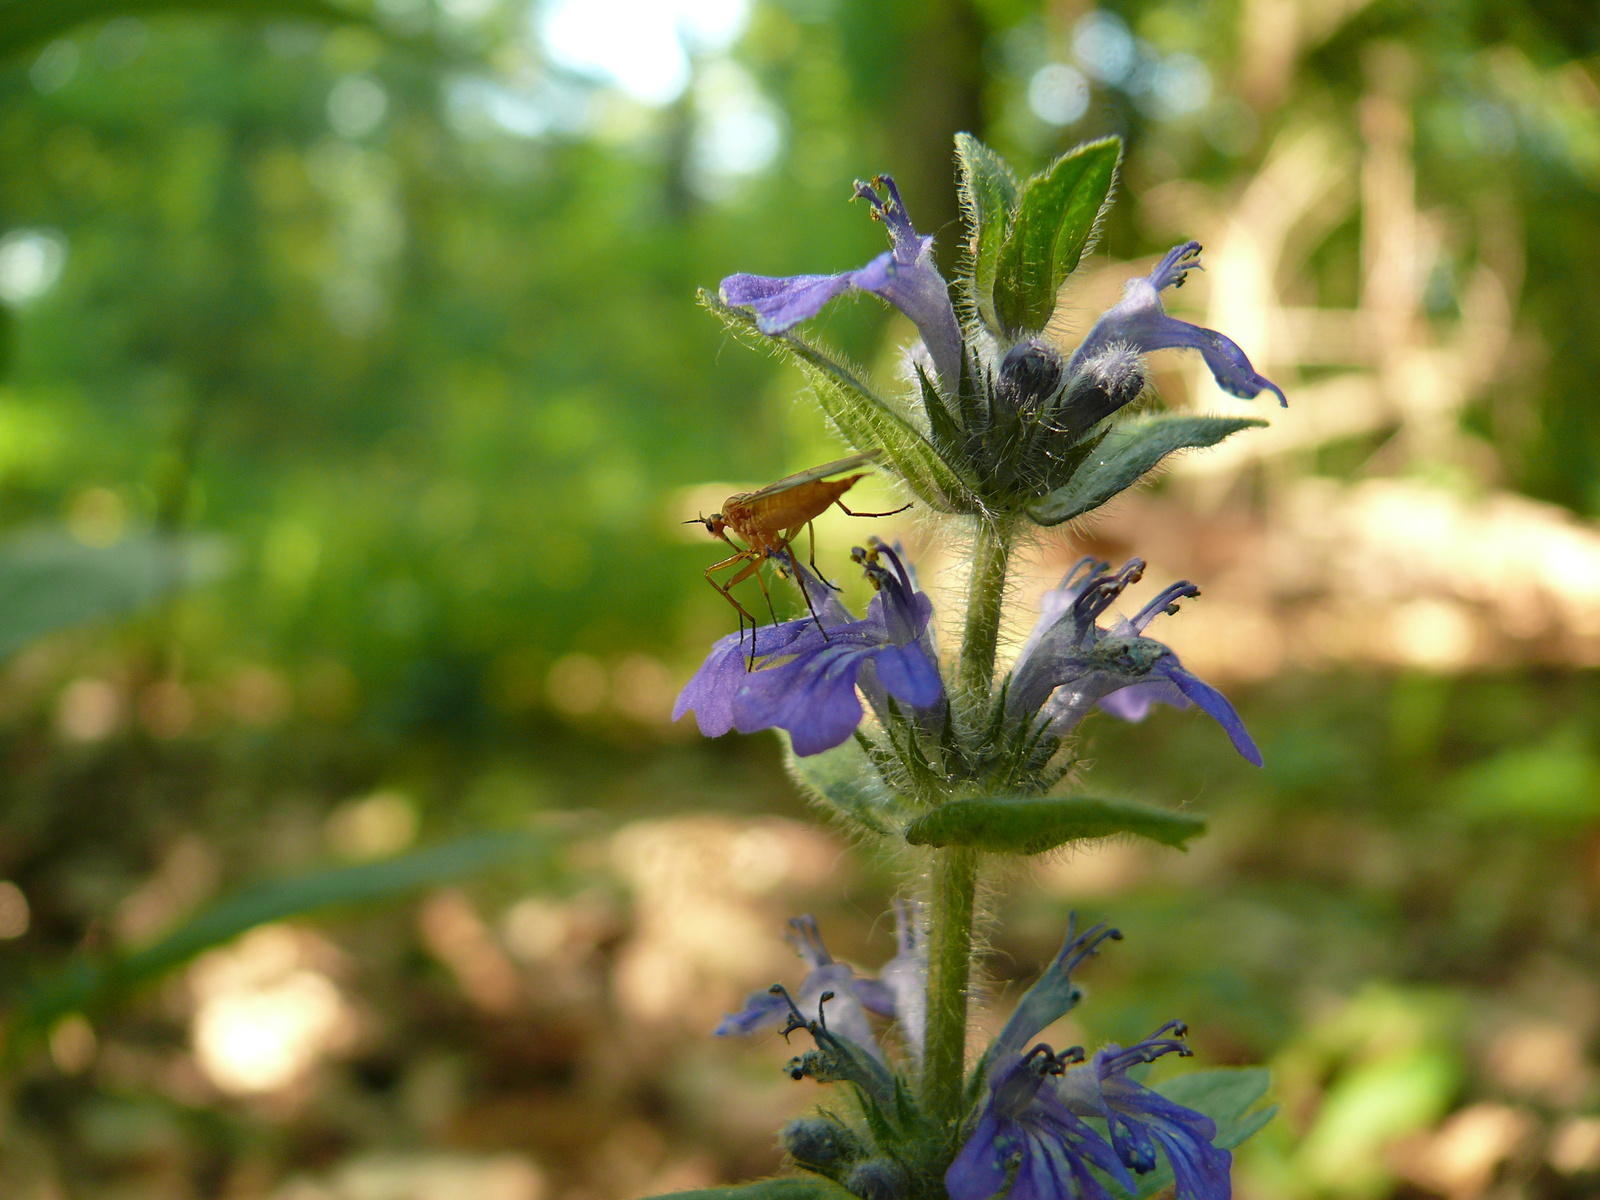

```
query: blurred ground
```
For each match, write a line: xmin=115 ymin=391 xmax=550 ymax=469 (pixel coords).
xmin=4 ymin=663 xmax=1600 ymax=1200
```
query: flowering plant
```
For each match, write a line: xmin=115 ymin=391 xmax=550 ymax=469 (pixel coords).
xmin=668 ymin=134 xmax=1279 ymax=1200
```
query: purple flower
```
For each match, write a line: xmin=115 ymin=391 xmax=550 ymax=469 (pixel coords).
xmin=950 ymin=921 xmax=1232 ymax=1200
xmin=715 ymin=915 xmax=884 ymax=1060
xmin=1068 ymin=242 xmax=1286 ymax=409
xmin=853 ymin=899 xmax=927 ymax=1066
xmin=1007 ymin=558 xmax=1261 ymax=767
xmin=948 ymin=921 xmax=1132 ymax=1200
xmin=1054 ymin=1024 xmax=1233 ymax=1200
xmin=675 ymin=541 xmax=944 ymax=757
xmin=673 ymin=559 xmax=852 ymax=738
xmin=716 ymin=905 xmax=927 ymax=1067
xmin=947 ymin=1044 xmax=1135 ymax=1200
xmin=720 ymin=177 xmax=965 ymax=393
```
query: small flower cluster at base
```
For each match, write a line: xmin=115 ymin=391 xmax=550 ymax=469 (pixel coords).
xmin=720 ymin=913 xmax=1233 ymax=1200
xmin=948 ymin=921 xmax=1231 ymax=1200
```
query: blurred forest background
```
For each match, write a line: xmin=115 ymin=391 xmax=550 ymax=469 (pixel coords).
xmin=0 ymin=0 xmax=1598 ymax=1197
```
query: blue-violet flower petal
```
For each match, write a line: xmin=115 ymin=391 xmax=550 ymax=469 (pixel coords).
xmin=1068 ymin=241 xmax=1286 ymax=407
xmin=721 ymin=177 xmax=964 ymax=392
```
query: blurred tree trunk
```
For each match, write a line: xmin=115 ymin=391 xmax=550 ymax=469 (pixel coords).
xmin=843 ymin=0 xmax=985 ymax=276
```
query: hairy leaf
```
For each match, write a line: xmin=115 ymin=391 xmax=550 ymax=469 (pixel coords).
xmin=954 ymin=132 xmax=1019 ymax=337
xmin=1028 ymin=415 xmax=1266 ymax=526
xmin=701 ymin=290 xmax=975 ymax=513
xmin=903 ymin=794 xmax=1205 ymax=855
xmin=784 ymin=735 xmax=912 ymax=836
xmin=993 ymin=139 xmax=1119 ymax=337
xmin=0 ymin=530 xmax=228 ymax=659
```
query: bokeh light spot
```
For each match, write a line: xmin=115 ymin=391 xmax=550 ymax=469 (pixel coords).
xmin=0 ymin=228 xmax=67 ymax=307
xmin=1028 ymin=63 xmax=1090 ymax=126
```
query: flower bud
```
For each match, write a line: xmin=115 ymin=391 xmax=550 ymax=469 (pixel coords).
xmin=1048 ymin=345 xmax=1147 ymax=444
xmin=781 ymin=1116 xmax=860 ymax=1175
xmin=996 ymin=338 xmax=1064 ymax=416
xmin=845 ymin=1157 xmax=910 ymax=1200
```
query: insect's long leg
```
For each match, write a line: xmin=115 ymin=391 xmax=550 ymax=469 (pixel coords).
xmin=723 ymin=554 xmax=781 ymax=626
xmin=803 ymin=521 xmax=843 ymax=593
xmin=777 ymin=532 xmax=829 ymax=641
xmin=704 ymin=552 xmax=762 ymax=641
xmin=706 ymin=531 xmax=765 ymax=645
xmin=720 ymin=553 xmax=783 ymax=668
xmin=836 ymin=500 xmax=913 ymax=518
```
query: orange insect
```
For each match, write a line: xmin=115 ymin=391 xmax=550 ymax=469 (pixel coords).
xmin=688 ymin=449 xmax=911 ymax=644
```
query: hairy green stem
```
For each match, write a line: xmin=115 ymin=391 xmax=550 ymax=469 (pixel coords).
xmin=924 ymin=517 xmax=1012 ymax=1128
xmin=957 ymin=519 xmax=1011 ymax=702
xmin=923 ymin=843 xmax=979 ymax=1127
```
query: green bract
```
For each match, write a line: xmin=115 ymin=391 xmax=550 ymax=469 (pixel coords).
xmin=699 ymin=291 xmax=977 ymax=514
xmin=904 ymin=795 xmax=1207 ymax=855
xmin=954 ymin=132 xmax=1019 ymax=337
xmin=1027 ymin=414 xmax=1269 ymax=526
xmin=991 ymin=138 xmax=1120 ymax=339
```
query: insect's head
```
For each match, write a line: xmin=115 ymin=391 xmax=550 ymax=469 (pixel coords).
xmin=685 ymin=512 xmax=726 ymax=537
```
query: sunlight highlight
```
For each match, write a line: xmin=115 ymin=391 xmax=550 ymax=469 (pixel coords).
xmin=538 ymin=0 xmax=748 ymax=104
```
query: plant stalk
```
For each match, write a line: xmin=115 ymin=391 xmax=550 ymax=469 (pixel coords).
xmin=957 ymin=518 xmax=1011 ymax=702
xmin=924 ymin=516 xmax=1012 ymax=1127
xmin=923 ymin=843 xmax=979 ymax=1127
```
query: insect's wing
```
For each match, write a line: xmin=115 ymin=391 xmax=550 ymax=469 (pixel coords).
xmin=741 ymin=449 xmax=883 ymax=502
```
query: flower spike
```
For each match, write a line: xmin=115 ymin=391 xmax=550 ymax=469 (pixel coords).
xmin=952 ymin=926 xmax=1234 ymax=1200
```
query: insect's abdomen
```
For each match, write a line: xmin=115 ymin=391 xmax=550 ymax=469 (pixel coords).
xmin=730 ymin=474 xmax=864 ymax=535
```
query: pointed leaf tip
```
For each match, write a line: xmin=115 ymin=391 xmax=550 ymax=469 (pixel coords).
xmin=904 ymin=794 xmax=1205 ymax=855
xmin=700 ymin=291 xmax=976 ymax=514
xmin=955 ymin=132 xmax=1021 ymax=338
xmin=994 ymin=138 xmax=1120 ymax=337
xmin=1028 ymin=414 xmax=1266 ymax=526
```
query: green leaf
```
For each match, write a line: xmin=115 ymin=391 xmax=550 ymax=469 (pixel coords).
xmin=903 ymin=795 xmax=1205 ymax=855
xmin=1157 ymin=1068 xmax=1273 ymax=1142
xmin=954 ymin=132 xmax=1019 ymax=337
xmin=5 ymin=827 xmax=566 ymax=1049
xmin=700 ymin=290 xmax=976 ymax=513
xmin=785 ymin=735 xmax=913 ymax=836
xmin=1028 ymin=415 xmax=1267 ymax=526
xmin=0 ymin=0 xmax=371 ymax=63
xmin=1133 ymin=1069 xmax=1276 ymax=1197
xmin=640 ymin=1177 xmax=856 ymax=1200
xmin=0 ymin=530 xmax=227 ymax=659
xmin=993 ymin=139 xmax=1120 ymax=337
